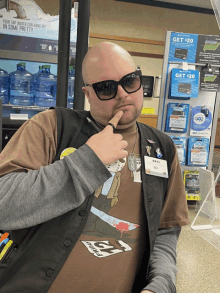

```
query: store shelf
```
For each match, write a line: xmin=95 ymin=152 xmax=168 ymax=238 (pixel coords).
xmin=181 ymin=166 xmax=206 ymax=171
xmin=2 ymin=104 xmax=49 ymax=111
xmin=2 ymin=117 xmax=27 ymax=128
xmin=168 ymin=61 xmax=220 ymax=68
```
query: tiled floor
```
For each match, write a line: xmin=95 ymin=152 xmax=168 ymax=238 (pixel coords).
xmin=176 ymin=200 xmax=220 ymax=293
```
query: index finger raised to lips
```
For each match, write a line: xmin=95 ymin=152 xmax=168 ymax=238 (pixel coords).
xmin=108 ymin=111 xmax=123 ymax=129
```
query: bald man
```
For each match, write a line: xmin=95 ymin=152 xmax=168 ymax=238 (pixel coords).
xmin=0 ymin=42 xmax=189 ymax=293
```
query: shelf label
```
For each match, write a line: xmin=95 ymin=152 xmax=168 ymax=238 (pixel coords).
xmin=10 ymin=113 xmax=28 ymax=120
xmin=141 ymin=108 xmax=155 ymax=114
xmin=186 ymin=194 xmax=201 ymax=201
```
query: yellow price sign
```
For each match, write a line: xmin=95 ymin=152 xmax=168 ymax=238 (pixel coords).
xmin=186 ymin=195 xmax=201 ymax=201
xmin=141 ymin=108 xmax=155 ymax=114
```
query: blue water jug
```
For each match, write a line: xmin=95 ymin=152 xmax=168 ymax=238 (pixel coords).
xmin=0 ymin=68 xmax=9 ymax=104
xmin=67 ymin=66 xmax=75 ymax=108
xmin=9 ymin=62 xmax=34 ymax=106
xmin=32 ymin=65 xmax=42 ymax=99
xmin=35 ymin=65 xmax=57 ymax=107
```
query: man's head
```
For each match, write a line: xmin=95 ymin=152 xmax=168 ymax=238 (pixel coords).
xmin=82 ymin=42 xmax=143 ymax=130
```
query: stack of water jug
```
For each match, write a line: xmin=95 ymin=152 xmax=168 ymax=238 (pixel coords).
xmin=0 ymin=62 xmax=75 ymax=108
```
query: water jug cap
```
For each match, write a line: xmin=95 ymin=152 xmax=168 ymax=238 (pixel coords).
xmin=0 ymin=68 xmax=8 ymax=74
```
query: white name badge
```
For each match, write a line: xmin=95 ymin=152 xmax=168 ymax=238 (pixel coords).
xmin=144 ymin=156 xmax=168 ymax=178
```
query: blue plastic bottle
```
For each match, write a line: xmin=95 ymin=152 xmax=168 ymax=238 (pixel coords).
xmin=32 ymin=65 xmax=42 ymax=97
xmin=35 ymin=65 xmax=57 ymax=107
xmin=67 ymin=66 xmax=75 ymax=108
xmin=9 ymin=62 xmax=34 ymax=106
xmin=0 ymin=68 xmax=9 ymax=104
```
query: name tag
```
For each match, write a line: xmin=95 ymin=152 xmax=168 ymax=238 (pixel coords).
xmin=144 ymin=156 xmax=168 ymax=178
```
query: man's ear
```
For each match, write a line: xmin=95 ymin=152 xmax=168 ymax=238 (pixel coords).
xmin=82 ymin=86 xmax=91 ymax=104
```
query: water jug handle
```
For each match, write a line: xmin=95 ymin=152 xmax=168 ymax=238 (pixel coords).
xmin=50 ymin=85 xmax=54 ymax=97
xmin=25 ymin=81 xmax=29 ymax=92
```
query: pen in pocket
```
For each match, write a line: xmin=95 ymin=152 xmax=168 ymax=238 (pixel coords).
xmin=0 ymin=242 xmax=17 ymax=263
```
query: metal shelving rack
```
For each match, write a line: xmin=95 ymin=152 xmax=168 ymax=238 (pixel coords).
xmin=0 ymin=0 xmax=90 ymax=151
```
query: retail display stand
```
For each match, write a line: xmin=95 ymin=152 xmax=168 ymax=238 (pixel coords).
xmin=157 ymin=31 xmax=220 ymax=251
xmin=157 ymin=31 xmax=220 ymax=201
xmin=191 ymin=167 xmax=220 ymax=252
xmin=191 ymin=168 xmax=220 ymax=230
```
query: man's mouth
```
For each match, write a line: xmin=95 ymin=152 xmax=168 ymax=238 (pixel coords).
xmin=116 ymin=104 xmax=133 ymax=110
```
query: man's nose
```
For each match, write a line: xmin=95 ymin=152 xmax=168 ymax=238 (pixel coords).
xmin=115 ymin=85 xmax=128 ymax=100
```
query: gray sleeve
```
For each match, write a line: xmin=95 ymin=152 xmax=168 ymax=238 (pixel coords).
xmin=0 ymin=144 xmax=111 ymax=230
xmin=142 ymin=227 xmax=181 ymax=293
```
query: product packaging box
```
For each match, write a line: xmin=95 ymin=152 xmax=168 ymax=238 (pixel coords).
xmin=169 ymin=68 xmax=199 ymax=99
xmin=190 ymin=106 xmax=213 ymax=137
xmin=165 ymin=103 xmax=189 ymax=133
xmin=200 ymin=67 xmax=220 ymax=92
xmin=187 ymin=137 xmax=210 ymax=166
xmin=184 ymin=170 xmax=200 ymax=201
xmin=170 ymin=136 xmax=187 ymax=165
xmin=168 ymin=32 xmax=198 ymax=63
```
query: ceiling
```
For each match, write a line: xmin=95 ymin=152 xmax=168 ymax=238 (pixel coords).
xmin=116 ymin=0 xmax=214 ymax=14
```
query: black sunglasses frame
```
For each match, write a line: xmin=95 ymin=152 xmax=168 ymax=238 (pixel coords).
xmin=85 ymin=70 xmax=142 ymax=101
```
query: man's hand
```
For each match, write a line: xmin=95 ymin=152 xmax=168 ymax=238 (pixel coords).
xmin=141 ymin=291 xmax=154 ymax=293
xmin=86 ymin=111 xmax=128 ymax=165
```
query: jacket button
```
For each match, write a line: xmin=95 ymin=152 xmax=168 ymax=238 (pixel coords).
xmin=46 ymin=269 xmax=54 ymax=277
xmin=79 ymin=210 xmax=85 ymax=217
xmin=64 ymin=239 xmax=71 ymax=247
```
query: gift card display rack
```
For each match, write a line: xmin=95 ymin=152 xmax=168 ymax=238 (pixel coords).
xmin=157 ymin=31 xmax=220 ymax=248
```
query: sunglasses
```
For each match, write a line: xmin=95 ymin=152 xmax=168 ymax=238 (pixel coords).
xmin=85 ymin=70 xmax=142 ymax=100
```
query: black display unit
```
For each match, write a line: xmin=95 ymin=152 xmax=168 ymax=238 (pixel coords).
xmin=2 ymin=116 xmax=25 ymax=151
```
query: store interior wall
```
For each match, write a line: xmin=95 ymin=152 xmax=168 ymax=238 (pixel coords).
xmin=33 ymin=0 xmax=220 ymax=114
